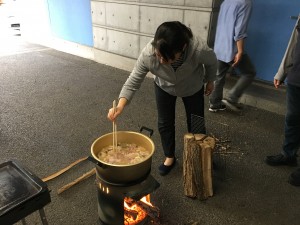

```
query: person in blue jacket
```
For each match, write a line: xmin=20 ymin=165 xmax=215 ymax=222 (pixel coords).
xmin=209 ymin=0 xmax=256 ymax=112
xmin=265 ymin=17 xmax=300 ymax=186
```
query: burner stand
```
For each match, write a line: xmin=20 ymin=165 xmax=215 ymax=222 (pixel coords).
xmin=96 ymin=174 xmax=159 ymax=225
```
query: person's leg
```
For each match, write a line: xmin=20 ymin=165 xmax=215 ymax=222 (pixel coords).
xmin=227 ymin=54 xmax=256 ymax=103
xmin=275 ymin=84 xmax=300 ymax=186
xmin=209 ymin=60 xmax=230 ymax=111
xmin=182 ymin=86 xmax=205 ymax=134
xmin=265 ymin=84 xmax=300 ymax=167
xmin=282 ymin=84 xmax=300 ymax=157
xmin=154 ymin=82 xmax=177 ymax=158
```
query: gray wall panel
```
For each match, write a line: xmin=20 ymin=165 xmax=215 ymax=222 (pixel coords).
xmin=106 ymin=3 xmax=139 ymax=31
xmin=140 ymin=36 xmax=152 ymax=53
xmin=140 ymin=6 xmax=183 ymax=34
xmin=93 ymin=27 xmax=107 ymax=50
xmin=107 ymin=30 xmax=140 ymax=58
xmin=139 ymin=0 xmax=185 ymax=6
xmin=91 ymin=1 xmax=106 ymax=25
xmin=91 ymin=0 xmax=221 ymax=59
xmin=184 ymin=10 xmax=211 ymax=42
xmin=185 ymin=0 xmax=223 ymax=8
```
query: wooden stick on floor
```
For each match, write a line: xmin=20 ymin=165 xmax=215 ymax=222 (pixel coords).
xmin=57 ymin=168 xmax=96 ymax=194
xmin=42 ymin=156 xmax=88 ymax=182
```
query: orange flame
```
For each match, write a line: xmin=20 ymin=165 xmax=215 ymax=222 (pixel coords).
xmin=124 ymin=194 xmax=152 ymax=225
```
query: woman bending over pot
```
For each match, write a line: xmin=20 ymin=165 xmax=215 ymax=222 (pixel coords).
xmin=107 ymin=21 xmax=217 ymax=176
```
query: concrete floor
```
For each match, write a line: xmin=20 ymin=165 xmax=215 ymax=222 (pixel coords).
xmin=1 ymin=37 xmax=299 ymax=225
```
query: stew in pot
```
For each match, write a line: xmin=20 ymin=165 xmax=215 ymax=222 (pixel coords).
xmin=97 ymin=143 xmax=151 ymax=165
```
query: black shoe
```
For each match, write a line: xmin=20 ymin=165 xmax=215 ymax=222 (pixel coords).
xmin=158 ymin=158 xmax=176 ymax=176
xmin=289 ymin=168 xmax=300 ymax=186
xmin=265 ymin=154 xmax=297 ymax=167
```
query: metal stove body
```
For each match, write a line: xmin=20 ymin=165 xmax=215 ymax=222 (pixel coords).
xmin=96 ymin=170 xmax=159 ymax=225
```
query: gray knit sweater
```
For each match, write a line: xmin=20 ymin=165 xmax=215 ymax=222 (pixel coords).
xmin=275 ymin=17 xmax=300 ymax=87
xmin=119 ymin=38 xmax=217 ymax=102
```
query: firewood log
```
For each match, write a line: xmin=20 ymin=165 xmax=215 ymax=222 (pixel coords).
xmin=183 ymin=133 xmax=215 ymax=200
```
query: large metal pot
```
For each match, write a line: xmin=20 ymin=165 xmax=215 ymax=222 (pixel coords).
xmin=89 ymin=127 xmax=155 ymax=184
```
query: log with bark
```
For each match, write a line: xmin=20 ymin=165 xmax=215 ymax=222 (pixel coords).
xmin=183 ymin=133 xmax=215 ymax=200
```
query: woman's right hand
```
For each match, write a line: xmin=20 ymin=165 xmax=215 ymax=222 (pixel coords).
xmin=107 ymin=106 xmax=123 ymax=121
xmin=107 ymin=98 xmax=127 ymax=121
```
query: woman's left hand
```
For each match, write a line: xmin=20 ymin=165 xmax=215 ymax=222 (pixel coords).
xmin=204 ymin=81 xmax=214 ymax=96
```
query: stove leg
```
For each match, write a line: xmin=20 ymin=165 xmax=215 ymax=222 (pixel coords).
xmin=39 ymin=208 xmax=49 ymax=225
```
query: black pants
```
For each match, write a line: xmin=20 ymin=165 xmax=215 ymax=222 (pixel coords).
xmin=283 ymin=84 xmax=300 ymax=157
xmin=154 ymin=82 xmax=205 ymax=157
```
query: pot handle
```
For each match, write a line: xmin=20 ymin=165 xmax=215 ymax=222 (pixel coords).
xmin=88 ymin=156 xmax=104 ymax=167
xmin=139 ymin=126 xmax=153 ymax=137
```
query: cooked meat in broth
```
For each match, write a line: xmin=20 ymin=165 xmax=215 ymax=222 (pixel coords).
xmin=97 ymin=143 xmax=151 ymax=165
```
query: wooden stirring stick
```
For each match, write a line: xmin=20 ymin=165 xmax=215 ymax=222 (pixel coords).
xmin=113 ymin=100 xmax=117 ymax=150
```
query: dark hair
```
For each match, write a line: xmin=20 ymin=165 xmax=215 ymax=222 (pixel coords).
xmin=152 ymin=21 xmax=193 ymax=61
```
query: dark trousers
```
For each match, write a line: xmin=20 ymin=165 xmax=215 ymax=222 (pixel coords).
xmin=210 ymin=54 xmax=256 ymax=107
xmin=283 ymin=84 xmax=300 ymax=157
xmin=154 ymin=82 xmax=204 ymax=157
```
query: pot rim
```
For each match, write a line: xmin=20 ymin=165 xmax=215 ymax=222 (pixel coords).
xmin=91 ymin=131 xmax=155 ymax=167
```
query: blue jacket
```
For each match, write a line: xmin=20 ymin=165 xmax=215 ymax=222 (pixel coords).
xmin=214 ymin=0 xmax=253 ymax=63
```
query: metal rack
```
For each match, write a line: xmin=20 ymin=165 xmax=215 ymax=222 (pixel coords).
xmin=0 ymin=160 xmax=51 ymax=225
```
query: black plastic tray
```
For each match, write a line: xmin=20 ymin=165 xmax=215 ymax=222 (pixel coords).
xmin=0 ymin=160 xmax=49 ymax=217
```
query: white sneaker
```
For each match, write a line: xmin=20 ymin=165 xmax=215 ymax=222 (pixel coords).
xmin=208 ymin=104 xmax=227 ymax=112
xmin=222 ymin=99 xmax=242 ymax=112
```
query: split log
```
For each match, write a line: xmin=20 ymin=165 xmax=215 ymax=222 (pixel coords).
xmin=183 ymin=133 xmax=215 ymax=200
xmin=135 ymin=200 xmax=160 ymax=221
xmin=125 ymin=197 xmax=160 ymax=224
xmin=124 ymin=209 xmax=138 ymax=220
